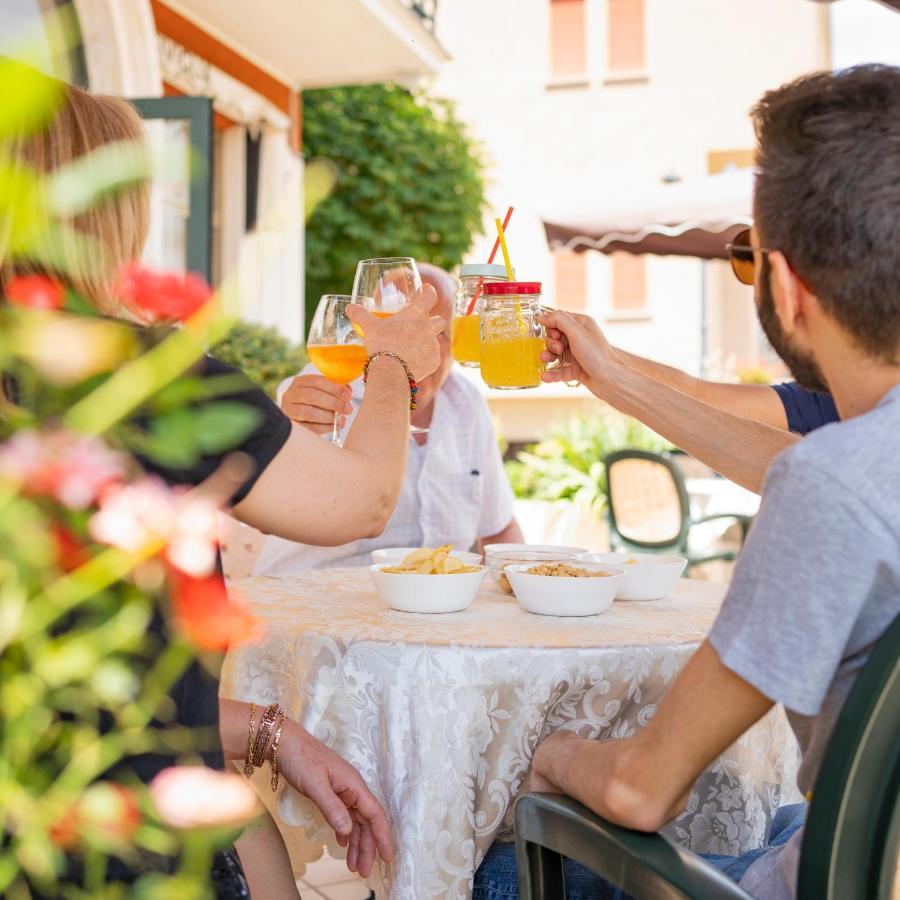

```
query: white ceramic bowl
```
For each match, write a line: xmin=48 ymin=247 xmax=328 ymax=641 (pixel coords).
xmin=369 ymin=564 xmax=488 ymax=613
xmin=371 ymin=547 xmax=483 ymax=567
xmin=578 ymin=552 xmax=687 ymax=601
xmin=505 ymin=563 xmax=625 ymax=617
xmin=484 ymin=546 xmax=588 ymax=593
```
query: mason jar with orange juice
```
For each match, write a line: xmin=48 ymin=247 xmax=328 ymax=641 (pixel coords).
xmin=479 ymin=282 xmax=547 ymax=390
xmin=451 ymin=264 xmax=513 ymax=367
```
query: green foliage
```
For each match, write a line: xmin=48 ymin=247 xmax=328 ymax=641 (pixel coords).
xmin=505 ymin=412 xmax=674 ymax=518
xmin=303 ymin=83 xmax=487 ymax=324
xmin=212 ymin=320 xmax=308 ymax=398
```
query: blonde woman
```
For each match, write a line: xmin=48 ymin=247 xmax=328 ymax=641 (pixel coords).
xmin=2 ymin=66 xmax=441 ymax=895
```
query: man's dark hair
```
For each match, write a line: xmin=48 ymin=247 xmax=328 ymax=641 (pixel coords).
xmin=752 ymin=64 xmax=900 ymax=362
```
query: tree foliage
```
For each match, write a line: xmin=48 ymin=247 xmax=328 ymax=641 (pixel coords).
xmin=213 ymin=320 xmax=307 ymax=398
xmin=303 ymin=83 xmax=487 ymax=324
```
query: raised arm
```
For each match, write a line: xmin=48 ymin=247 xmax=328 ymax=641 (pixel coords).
xmin=540 ymin=311 xmax=799 ymax=494
xmin=617 ymin=349 xmax=789 ymax=430
xmin=233 ymin=288 xmax=443 ymax=544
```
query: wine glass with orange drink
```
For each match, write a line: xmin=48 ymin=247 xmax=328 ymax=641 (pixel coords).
xmin=306 ymin=294 xmax=366 ymax=445
xmin=352 ymin=257 xmax=430 ymax=435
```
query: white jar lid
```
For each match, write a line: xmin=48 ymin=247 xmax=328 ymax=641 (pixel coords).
xmin=459 ymin=263 xmax=514 ymax=278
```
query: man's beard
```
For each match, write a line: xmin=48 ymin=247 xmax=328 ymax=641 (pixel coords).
xmin=756 ymin=258 xmax=829 ymax=393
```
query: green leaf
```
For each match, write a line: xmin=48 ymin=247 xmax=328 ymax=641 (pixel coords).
xmin=0 ymin=57 xmax=65 ymax=138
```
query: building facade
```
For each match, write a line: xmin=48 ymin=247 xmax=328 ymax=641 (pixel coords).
xmin=429 ymin=0 xmax=831 ymax=439
xmin=3 ymin=0 xmax=446 ymax=344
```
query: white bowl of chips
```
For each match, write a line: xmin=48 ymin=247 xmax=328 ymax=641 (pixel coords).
xmin=371 ymin=547 xmax=483 ymax=567
xmin=578 ymin=552 xmax=687 ymax=601
xmin=504 ymin=562 xmax=625 ymax=617
xmin=369 ymin=546 xmax=488 ymax=614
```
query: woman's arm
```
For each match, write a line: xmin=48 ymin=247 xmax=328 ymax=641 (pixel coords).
xmin=234 ymin=810 xmax=302 ymax=900
xmin=233 ymin=290 xmax=443 ymax=545
xmin=219 ymin=699 xmax=393 ymax=879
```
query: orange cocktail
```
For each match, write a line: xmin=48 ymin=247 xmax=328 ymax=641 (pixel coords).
xmin=480 ymin=336 xmax=545 ymax=388
xmin=307 ymin=344 xmax=367 ymax=385
xmin=451 ymin=314 xmax=481 ymax=366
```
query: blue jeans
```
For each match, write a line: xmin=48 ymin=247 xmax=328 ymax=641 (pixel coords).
xmin=473 ymin=803 xmax=806 ymax=900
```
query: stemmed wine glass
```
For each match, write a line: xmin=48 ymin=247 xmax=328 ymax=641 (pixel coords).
xmin=306 ymin=294 xmax=366 ymax=446
xmin=352 ymin=257 xmax=429 ymax=435
xmin=352 ymin=257 xmax=422 ymax=315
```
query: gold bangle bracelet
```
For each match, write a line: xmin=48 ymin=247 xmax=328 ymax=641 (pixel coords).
xmin=269 ymin=712 xmax=287 ymax=793
xmin=250 ymin=703 xmax=281 ymax=770
xmin=243 ymin=702 xmax=257 ymax=778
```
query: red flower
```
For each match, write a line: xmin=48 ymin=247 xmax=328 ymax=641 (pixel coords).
xmin=50 ymin=783 xmax=141 ymax=850
xmin=117 ymin=264 xmax=212 ymax=321
xmin=169 ymin=568 xmax=260 ymax=651
xmin=50 ymin=524 xmax=91 ymax=572
xmin=5 ymin=275 xmax=65 ymax=310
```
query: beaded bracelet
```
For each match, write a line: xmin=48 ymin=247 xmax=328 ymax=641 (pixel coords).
xmin=243 ymin=702 xmax=257 ymax=778
xmin=362 ymin=351 xmax=419 ymax=411
xmin=269 ymin=712 xmax=287 ymax=793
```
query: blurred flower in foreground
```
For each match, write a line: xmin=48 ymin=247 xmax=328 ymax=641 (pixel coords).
xmin=168 ymin=567 xmax=261 ymax=651
xmin=150 ymin=767 xmax=260 ymax=830
xmin=50 ymin=783 xmax=140 ymax=850
xmin=90 ymin=477 xmax=219 ymax=577
xmin=5 ymin=274 xmax=65 ymax=310
xmin=118 ymin=264 xmax=212 ymax=321
xmin=15 ymin=311 xmax=134 ymax=385
xmin=0 ymin=430 xmax=126 ymax=509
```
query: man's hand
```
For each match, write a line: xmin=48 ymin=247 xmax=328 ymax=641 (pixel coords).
xmin=278 ymin=720 xmax=394 ymax=877
xmin=281 ymin=374 xmax=354 ymax=436
xmin=539 ymin=310 xmax=620 ymax=391
xmin=348 ymin=284 xmax=444 ymax=382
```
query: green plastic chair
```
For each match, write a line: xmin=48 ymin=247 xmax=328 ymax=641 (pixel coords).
xmin=604 ymin=450 xmax=752 ymax=571
xmin=515 ymin=613 xmax=900 ymax=899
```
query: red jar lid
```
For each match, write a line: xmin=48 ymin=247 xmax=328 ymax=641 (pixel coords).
xmin=482 ymin=281 xmax=542 ymax=295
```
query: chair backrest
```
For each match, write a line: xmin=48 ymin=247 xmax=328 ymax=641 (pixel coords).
xmin=604 ymin=450 xmax=690 ymax=551
xmin=798 ymin=614 xmax=900 ymax=900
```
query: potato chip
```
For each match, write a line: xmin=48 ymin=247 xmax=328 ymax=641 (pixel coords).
xmin=381 ymin=546 xmax=481 ymax=575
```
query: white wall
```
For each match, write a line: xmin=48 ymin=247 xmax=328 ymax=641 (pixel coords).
xmin=430 ymin=0 xmax=826 ymax=385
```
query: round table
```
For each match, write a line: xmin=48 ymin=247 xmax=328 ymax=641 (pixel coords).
xmin=222 ymin=568 xmax=801 ymax=900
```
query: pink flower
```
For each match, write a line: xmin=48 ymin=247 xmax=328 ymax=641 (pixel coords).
xmin=150 ymin=767 xmax=261 ymax=830
xmin=0 ymin=430 xmax=126 ymax=509
xmin=89 ymin=477 xmax=220 ymax=577
xmin=5 ymin=274 xmax=65 ymax=310
xmin=117 ymin=264 xmax=212 ymax=321
xmin=169 ymin=567 xmax=261 ymax=651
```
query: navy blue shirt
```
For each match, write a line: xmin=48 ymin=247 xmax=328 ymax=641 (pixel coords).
xmin=771 ymin=381 xmax=840 ymax=435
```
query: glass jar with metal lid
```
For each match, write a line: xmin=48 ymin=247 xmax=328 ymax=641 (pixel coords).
xmin=451 ymin=263 xmax=514 ymax=367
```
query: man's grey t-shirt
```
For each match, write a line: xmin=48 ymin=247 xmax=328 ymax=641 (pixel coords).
xmin=708 ymin=384 xmax=900 ymax=899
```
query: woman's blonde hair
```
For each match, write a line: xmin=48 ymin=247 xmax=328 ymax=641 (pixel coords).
xmin=0 ymin=73 xmax=150 ymax=315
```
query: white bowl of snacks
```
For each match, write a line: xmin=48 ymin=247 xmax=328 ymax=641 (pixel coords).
xmin=369 ymin=546 xmax=487 ymax=614
xmin=484 ymin=545 xmax=588 ymax=595
xmin=578 ymin=552 xmax=687 ymax=601
xmin=372 ymin=547 xmax=483 ymax=567
xmin=504 ymin=562 xmax=625 ymax=616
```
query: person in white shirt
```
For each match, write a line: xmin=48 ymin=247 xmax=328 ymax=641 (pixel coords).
xmin=252 ymin=263 xmax=524 ymax=574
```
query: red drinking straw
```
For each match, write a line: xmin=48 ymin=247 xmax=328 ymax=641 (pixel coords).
xmin=465 ymin=205 xmax=514 ymax=315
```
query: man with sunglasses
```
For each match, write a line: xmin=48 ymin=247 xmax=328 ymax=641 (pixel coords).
xmin=527 ymin=226 xmax=840 ymax=496
xmin=475 ymin=64 xmax=900 ymax=900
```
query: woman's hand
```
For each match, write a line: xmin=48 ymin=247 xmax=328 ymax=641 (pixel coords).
xmin=538 ymin=310 xmax=621 ymax=390
xmin=348 ymin=285 xmax=444 ymax=382
xmin=277 ymin=720 xmax=394 ymax=878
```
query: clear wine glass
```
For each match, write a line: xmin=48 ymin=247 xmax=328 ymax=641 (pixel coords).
xmin=352 ymin=257 xmax=429 ymax=436
xmin=352 ymin=257 xmax=422 ymax=315
xmin=306 ymin=294 xmax=366 ymax=446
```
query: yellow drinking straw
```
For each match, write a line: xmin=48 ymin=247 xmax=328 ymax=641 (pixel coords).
xmin=494 ymin=217 xmax=526 ymax=334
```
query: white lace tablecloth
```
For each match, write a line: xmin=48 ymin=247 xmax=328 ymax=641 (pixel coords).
xmin=222 ymin=569 xmax=801 ymax=899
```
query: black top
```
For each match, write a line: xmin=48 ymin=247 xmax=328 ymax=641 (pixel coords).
xmin=771 ymin=381 xmax=840 ymax=435
xmin=128 ymin=355 xmax=291 ymax=782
